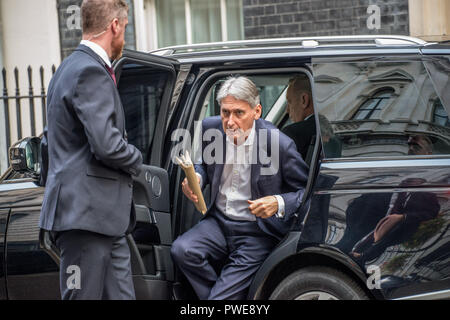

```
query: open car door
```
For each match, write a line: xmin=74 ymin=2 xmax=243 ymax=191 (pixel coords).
xmin=114 ymin=50 xmax=181 ymax=299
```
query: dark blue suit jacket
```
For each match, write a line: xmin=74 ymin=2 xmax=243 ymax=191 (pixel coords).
xmin=195 ymin=116 xmax=309 ymax=240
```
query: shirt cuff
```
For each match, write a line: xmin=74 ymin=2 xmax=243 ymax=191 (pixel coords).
xmin=195 ymin=172 xmax=203 ymax=189
xmin=274 ymin=195 xmax=285 ymax=218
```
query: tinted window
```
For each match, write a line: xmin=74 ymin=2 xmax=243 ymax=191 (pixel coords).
xmin=313 ymin=61 xmax=450 ymax=159
xmin=118 ymin=66 xmax=170 ymax=164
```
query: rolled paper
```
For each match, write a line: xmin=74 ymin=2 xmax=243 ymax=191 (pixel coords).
xmin=175 ymin=151 xmax=207 ymax=214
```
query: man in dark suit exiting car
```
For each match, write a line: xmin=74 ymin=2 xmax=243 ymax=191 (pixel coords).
xmin=39 ymin=0 xmax=142 ymax=300
xmin=171 ymin=76 xmax=308 ymax=300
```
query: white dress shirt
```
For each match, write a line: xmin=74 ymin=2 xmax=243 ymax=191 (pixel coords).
xmin=198 ymin=121 xmax=285 ymax=221
xmin=80 ymin=40 xmax=111 ymax=68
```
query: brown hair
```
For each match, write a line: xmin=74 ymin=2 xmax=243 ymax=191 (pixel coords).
xmin=81 ymin=0 xmax=128 ymax=35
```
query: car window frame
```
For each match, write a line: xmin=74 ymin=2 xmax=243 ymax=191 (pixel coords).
xmin=185 ymin=67 xmax=315 ymax=136
xmin=114 ymin=52 xmax=179 ymax=167
xmin=171 ymin=66 xmax=322 ymax=235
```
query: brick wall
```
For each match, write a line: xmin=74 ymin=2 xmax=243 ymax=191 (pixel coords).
xmin=56 ymin=0 xmax=136 ymax=60
xmin=57 ymin=0 xmax=82 ymax=59
xmin=243 ymin=0 xmax=409 ymax=39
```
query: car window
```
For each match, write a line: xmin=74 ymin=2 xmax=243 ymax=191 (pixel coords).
xmin=313 ymin=60 xmax=450 ymax=159
xmin=118 ymin=66 xmax=170 ymax=164
xmin=193 ymin=72 xmax=315 ymax=161
xmin=192 ymin=72 xmax=308 ymax=159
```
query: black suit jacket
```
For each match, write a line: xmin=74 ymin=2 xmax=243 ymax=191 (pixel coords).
xmin=281 ymin=115 xmax=316 ymax=161
xmin=39 ymin=45 xmax=143 ymax=236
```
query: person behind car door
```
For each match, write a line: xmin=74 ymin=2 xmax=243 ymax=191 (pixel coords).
xmin=281 ymin=75 xmax=317 ymax=162
xmin=39 ymin=0 xmax=142 ymax=300
xmin=171 ymin=76 xmax=308 ymax=300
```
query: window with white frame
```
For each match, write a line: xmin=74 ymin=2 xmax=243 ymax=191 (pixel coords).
xmin=147 ymin=0 xmax=243 ymax=49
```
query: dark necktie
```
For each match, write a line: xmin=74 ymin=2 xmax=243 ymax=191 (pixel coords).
xmin=105 ymin=64 xmax=116 ymax=85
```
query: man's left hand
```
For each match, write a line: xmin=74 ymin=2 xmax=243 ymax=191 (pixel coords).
xmin=248 ymin=196 xmax=278 ymax=219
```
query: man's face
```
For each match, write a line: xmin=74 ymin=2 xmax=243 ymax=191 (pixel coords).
xmin=111 ymin=17 xmax=128 ymax=61
xmin=220 ymin=95 xmax=261 ymax=144
xmin=286 ymin=85 xmax=308 ymax=123
xmin=407 ymin=135 xmax=432 ymax=155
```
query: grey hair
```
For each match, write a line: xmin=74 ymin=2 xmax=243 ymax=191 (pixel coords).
xmin=216 ymin=76 xmax=260 ymax=108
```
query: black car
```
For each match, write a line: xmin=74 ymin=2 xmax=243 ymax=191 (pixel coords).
xmin=1 ymin=35 xmax=449 ymax=300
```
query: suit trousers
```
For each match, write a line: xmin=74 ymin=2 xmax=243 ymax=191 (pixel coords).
xmin=171 ymin=209 xmax=278 ymax=300
xmin=55 ymin=230 xmax=135 ymax=300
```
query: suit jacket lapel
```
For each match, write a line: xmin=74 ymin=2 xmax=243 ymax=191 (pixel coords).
xmin=251 ymin=119 xmax=262 ymax=199
xmin=210 ymin=128 xmax=226 ymax=205
xmin=211 ymin=163 xmax=224 ymax=206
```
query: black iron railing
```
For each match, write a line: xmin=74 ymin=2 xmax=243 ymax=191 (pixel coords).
xmin=1 ymin=65 xmax=55 ymax=163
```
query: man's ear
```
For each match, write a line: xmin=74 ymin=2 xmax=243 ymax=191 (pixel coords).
xmin=301 ymin=93 xmax=310 ymax=109
xmin=111 ymin=18 xmax=120 ymax=35
xmin=254 ymin=104 xmax=262 ymax=120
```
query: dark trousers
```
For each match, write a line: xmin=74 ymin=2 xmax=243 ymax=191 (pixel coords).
xmin=55 ymin=230 xmax=135 ymax=300
xmin=171 ymin=210 xmax=278 ymax=300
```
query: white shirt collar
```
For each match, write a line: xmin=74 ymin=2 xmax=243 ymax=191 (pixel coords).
xmin=304 ymin=113 xmax=314 ymax=121
xmin=80 ymin=40 xmax=111 ymax=68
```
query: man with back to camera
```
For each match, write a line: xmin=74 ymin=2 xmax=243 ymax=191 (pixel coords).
xmin=39 ymin=0 xmax=142 ymax=300
xmin=170 ymin=76 xmax=309 ymax=300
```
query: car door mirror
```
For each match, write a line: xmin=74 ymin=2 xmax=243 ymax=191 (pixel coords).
xmin=9 ymin=136 xmax=41 ymax=175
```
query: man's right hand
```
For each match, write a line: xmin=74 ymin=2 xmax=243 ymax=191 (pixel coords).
xmin=181 ymin=176 xmax=201 ymax=203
